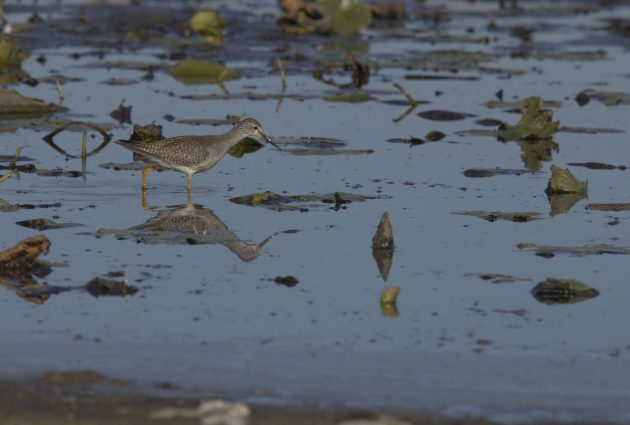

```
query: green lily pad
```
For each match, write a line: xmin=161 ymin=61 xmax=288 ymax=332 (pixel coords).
xmin=324 ymin=91 xmax=373 ymax=103
xmin=497 ymin=97 xmax=560 ymax=141
xmin=316 ymin=0 xmax=372 ymax=35
xmin=531 ymin=278 xmax=599 ymax=305
xmin=170 ymin=59 xmax=240 ymax=85
xmin=545 ymin=165 xmax=588 ymax=196
xmin=190 ymin=10 xmax=224 ymax=46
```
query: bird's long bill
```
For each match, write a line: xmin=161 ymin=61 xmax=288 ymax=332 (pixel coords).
xmin=258 ymin=129 xmax=282 ymax=152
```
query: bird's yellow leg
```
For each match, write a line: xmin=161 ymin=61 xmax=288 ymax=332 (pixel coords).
xmin=187 ymin=175 xmax=192 ymax=193
xmin=141 ymin=165 xmax=159 ymax=191
xmin=141 ymin=190 xmax=154 ymax=212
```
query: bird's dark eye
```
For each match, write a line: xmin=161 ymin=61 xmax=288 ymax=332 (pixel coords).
xmin=254 ymin=126 xmax=259 ymax=130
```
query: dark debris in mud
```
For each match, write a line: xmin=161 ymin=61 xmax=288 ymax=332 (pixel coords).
xmin=85 ymin=277 xmax=138 ymax=298
xmin=274 ymin=275 xmax=299 ymax=288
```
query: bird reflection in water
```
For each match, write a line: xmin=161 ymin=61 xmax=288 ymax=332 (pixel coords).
xmin=109 ymin=200 xmax=274 ymax=262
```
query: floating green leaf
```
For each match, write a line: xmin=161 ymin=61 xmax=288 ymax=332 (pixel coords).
xmin=170 ymin=59 xmax=240 ymax=85
xmin=190 ymin=10 xmax=225 ymax=46
xmin=531 ymin=278 xmax=599 ymax=305
xmin=586 ymin=203 xmax=630 ymax=212
xmin=497 ymin=97 xmax=560 ymax=141
xmin=316 ymin=0 xmax=372 ymax=35
xmin=324 ymin=91 xmax=373 ymax=103
xmin=380 ymin=287 xmax=400 ymax=304
xmin=0 ymin=36 xmax=28 ymax=69
xmin=545 ymin=165 xmax=588 ymax=196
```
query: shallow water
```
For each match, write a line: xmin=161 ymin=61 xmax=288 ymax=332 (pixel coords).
xmin=1 ymin=0 xmax=630 ymax=422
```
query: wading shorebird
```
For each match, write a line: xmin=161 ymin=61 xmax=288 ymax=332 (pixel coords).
xmin=116 ymin=118 xmax=280 ymax=192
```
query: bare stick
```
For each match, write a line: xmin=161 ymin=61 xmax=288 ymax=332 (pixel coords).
xmin=55 ymin=78 xmax=64 ymax=105
xmin=0 ymin=169 xmax=17 ymax=183
xmin=275 ymin=58 xmax=287 ymax=113
xmin=393 ymin=82 xmax=416 ymax=106
xmin=276 ymin=57 xmax=287 ymax=93
xmin=8 ymin=146 xmax=21 ymax=167
xmin=81 ymin=131 xmax=87 ymax=182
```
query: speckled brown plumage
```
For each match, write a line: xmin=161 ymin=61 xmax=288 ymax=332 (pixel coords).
xmin=116 ymin=118 xmax=279 ymax=191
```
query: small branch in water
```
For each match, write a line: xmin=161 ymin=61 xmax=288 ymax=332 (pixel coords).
xmin=217 ymin=69 xmax=230 ymax=95
xmin=55 ymin=78 xmax=64 ymax=105
xmin=8 ymin=146 xmax=21 ymax=167
xmin=277 ymin=57 xmax=287 ymax=93
xmin=393 ymin=82 xmax=416 ymax=107
xmin=275 ymin=57 xmax=287 ymax=113
xmin=81 ymin=131 xmax=87 ymax=182
xmin=0 ymin=168 xmax=17 ymax=183
xmin=392 ymin=82 xmax=418 ymax=123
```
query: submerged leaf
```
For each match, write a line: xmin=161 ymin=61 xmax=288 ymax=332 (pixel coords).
xmin=324 ymin=91 xmax=373 ymax=103
xmin=454 ymin=211 xmax=541 ymax=222
xmin=425 ymin=131 xmax=446 ymax=141
xmin=463 ymin=168 xmax=539 ymax=178
xmin=518 ymin=139 xmax=559 ymax=171
xmin=85 ymin=277 xmax=138 ymax=298
xmin=516 ymin=243 xmax=630 ymax=257
xmin=497 ymin=97 xmax=560 ymax=141
xmin=316 ymin=0 xmax=372 ymax=35
xmin=545 ymin=165 xmax=588 ymax=196
xmin=548 ymin=194 xmax=586 ymax=217
xmin=531 ymin=278 xmax=599 ymax=305
xmin=170 ymin=60 xmax=240 ymax=85
xmin=576 ymin=89 xmax=630 ymax=106
xmin=586 ymin=203 xmax=630 ymax=212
